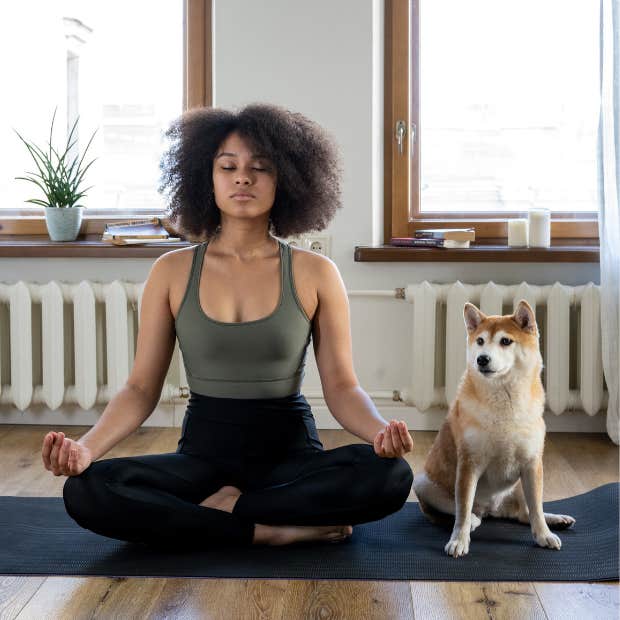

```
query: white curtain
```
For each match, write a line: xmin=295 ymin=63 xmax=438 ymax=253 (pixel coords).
xmin=598 ymin=0 xmax=620 ymax=444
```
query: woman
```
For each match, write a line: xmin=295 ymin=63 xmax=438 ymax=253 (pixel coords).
xmin=42 ymin=103 xmax=414 ymax=550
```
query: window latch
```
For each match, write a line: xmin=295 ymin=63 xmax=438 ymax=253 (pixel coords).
xmin=395 ymin=120 xmax=406 ymax=155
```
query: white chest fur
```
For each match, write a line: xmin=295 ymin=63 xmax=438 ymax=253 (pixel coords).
xmin=462 ymin=418 xmax=545 ymax=504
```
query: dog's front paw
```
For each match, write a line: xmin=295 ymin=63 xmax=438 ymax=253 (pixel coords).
xmin=445 ymin=533 xmax=470 ymax=558
xmin=544 ymin=512 xmax=576 ymax=530
xmin=533 ymin=528 xmax=562 ymax=550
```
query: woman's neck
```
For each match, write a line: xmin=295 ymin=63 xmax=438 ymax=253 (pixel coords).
xmin=209 ymin=231 xmax=277 ymax=261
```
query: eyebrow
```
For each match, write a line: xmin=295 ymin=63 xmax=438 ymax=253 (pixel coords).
xmin=215 ymin=152 xmax=269 ymax=160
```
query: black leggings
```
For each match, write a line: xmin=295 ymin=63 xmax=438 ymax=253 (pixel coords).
xmin=62 ymin=391 xmax=414 ymax=550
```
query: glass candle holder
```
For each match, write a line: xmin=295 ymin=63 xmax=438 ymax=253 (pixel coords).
xmin=507 ymin=218 xmax=528 ymax=247
xmin=528 ymin=208 xmax=551 ymax=248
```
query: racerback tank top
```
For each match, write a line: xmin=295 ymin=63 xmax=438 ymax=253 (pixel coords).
xmin=174 ymin=238 xmax=313 ymax=399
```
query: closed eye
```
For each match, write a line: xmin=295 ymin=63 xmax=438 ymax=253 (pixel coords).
xmin=221 ymin=167 xmax=266 ymax=171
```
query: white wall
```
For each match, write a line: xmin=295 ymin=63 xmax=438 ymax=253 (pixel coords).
xmin=212 ymin=0 xmax=602 ymax=431
xmin=1 ymin=0 xmax=604 ymax=433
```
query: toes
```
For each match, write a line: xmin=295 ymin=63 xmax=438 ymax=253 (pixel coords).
xmin=445 ymin=535 xmax=470 ymax=557
xmin=328 ymin=525 xmax=353 ymax=542
xmin=544 ymin=512 xmax=576 ymax=530
xmin=534 ymin=530 xmax=562 ymax=549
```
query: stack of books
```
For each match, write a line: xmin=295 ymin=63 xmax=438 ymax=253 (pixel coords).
xmin=101 ymin=217 xmax=181 ymax=246
xmin=390 ymin=228 xmax=475 ymax=249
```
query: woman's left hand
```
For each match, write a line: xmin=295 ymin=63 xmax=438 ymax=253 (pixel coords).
xmin=373 ymin=419 xmax=413 ymax=458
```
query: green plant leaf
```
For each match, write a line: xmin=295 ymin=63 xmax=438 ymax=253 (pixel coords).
xmin=15 ymin=108 xmax=98 ymax=208
xmin=13 ymin=130 xmax=52 ymax=182
xmin=49 ymin=106 xmax=58 ymax=163
xmin=14 ymin=174 xmax=50 ymax=193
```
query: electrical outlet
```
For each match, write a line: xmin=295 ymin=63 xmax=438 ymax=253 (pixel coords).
xmin=304 ymin=235 xmax=331 ymax=257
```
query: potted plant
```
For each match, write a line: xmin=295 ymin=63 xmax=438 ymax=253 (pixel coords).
xmin=13 ymin=106 xmax=98 ymax=241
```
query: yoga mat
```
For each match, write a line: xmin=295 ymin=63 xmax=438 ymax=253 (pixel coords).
xmin=0 ymin=483 xmax=617 ymax=581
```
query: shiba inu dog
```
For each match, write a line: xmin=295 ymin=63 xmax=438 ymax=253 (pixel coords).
xmin=412 ymin=300 xmax=576 ymax=558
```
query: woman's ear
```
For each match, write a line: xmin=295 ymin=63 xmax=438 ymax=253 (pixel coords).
xmin=463 ymin=302 xmax=486 ymax=333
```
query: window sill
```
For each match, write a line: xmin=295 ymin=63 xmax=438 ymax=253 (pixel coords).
xmin=0 ymin=236 xmax=601 ymax=262
xmin=355 ymin=241 xmax=600 ymax=263
xmin=0 ymin=235 xmax=193 ymax=258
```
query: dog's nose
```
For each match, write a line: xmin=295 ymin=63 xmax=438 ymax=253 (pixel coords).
xmin=477 ymin=354 xmax=490 ymax=367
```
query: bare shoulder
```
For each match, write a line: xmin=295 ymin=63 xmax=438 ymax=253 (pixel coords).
xmin=287 ymin=245 xmax=336 ymax=322
xmin=289 ymin=243 xmax=335 ymax=274
xmin=159 ymin=244 xmax=196 ymax=265
xmin=153 ymin=245 xmax=195 ymax=282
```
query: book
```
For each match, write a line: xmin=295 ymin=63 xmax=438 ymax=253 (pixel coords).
xmin=390 ymin=237 xmax=471 ymax=249
xmin=102 ymin=217 xmax=170 ymax=240
xmin=108 ymin=237 xmax=181 ymax=246
xmin=414 ymin=228 xmax=475 ymax=242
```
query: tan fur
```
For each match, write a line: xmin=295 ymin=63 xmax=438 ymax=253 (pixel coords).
xmin=413 ymin=300 xmax=576 ymax=558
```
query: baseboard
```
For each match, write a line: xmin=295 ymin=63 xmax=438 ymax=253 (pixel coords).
xmin=0 ymin=401 xmax=607 ymax=435
xmin=307 ymin=404 xmax=608 ymax=434
xmin=0 ymin=403 xmax=175 ymax=429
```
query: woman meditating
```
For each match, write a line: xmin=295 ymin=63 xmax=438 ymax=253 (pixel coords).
xmin=42 ymin=102 xmax=414 ymax=549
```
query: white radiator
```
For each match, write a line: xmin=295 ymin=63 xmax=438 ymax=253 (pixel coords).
xmin=396 ymin=281 xmax=607 ymax=416
xmin=0 ymin=279 xmax=607 ymax=418
xmin=0 ymin=280 xmax=187 ymax=411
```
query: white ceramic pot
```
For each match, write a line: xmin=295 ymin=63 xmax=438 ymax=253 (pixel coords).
xmin=44 ymin=206 xmax=84 ymax=241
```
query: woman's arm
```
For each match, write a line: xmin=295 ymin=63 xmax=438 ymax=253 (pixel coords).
xmin=310 ymin=255 xmax=389 ymax=441
xmin=75 ymin=384 xmax=162 ymax=461
xmin=77 ymin=253 xmax=177 ymax=460
xmin=44 ymin=254 xmax=177 ymax=474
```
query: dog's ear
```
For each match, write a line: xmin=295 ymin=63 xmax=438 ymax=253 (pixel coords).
xmin=513 ymin=300 xmax=538 ymax=334
xmin=464 ymin=302 xmax=486 ymax=333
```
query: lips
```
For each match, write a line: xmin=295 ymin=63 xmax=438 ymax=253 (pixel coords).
xmin=231 ymin=193 xmax=255 ymax=198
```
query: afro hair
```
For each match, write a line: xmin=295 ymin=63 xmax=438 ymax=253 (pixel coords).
xmin=157 ymin=102 xmax=344 ymax=242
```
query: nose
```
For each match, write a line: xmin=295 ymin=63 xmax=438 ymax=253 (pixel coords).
xmin=235 ymin=170 xmax=253 ymax=185
xmin=477 ymin=354 xmax=490 ymax=367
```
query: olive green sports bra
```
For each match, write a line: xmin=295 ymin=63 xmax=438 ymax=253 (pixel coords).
xmin=174 ymin=238 xmax=313 ymax=399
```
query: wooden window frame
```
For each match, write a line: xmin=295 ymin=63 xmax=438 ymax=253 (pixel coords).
xmin=384 ymin=0 xmax=599 ymax=245
xmin=0 ymin=0 xmax=211 ymax=238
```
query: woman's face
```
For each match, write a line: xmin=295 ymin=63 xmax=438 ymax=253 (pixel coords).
xmin=212 ymin=131 xmax=277 ymax=222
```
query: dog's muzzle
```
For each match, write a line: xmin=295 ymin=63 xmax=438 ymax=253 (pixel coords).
xmin=477 ymin=354 xmax=490 ymax=367
xmin=477 ymin=354 xmax=495 ymax=375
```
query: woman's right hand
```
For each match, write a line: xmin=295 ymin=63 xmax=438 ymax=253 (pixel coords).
xmin=42 ymin=431 xmax=92 ymax=477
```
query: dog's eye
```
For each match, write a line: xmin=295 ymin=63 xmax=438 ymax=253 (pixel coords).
xmin=476 ymin=337 xmax=484 ymax=346
xmin=500 ymin=337 xmax=513 ymax=346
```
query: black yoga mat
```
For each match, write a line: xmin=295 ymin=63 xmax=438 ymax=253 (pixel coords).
xmin=1 ymin=483 xmax=617 ymax=581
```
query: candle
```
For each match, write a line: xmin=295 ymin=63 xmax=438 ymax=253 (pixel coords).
xmin=508 ymin=219 xmax=528 ymax=247
xmin=528 ymin=208 xmax=551 ymax=248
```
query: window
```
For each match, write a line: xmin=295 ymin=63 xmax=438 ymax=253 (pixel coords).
xmin=385 ymin=0 xmax=599 ymax=242
xmin=1 ymin=0 xmax=211 ymax=235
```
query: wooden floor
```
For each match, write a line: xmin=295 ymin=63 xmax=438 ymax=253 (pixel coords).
xmin=1 ymin=425 xmax=618 ymax=620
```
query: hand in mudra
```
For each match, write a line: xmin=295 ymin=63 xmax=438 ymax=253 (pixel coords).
xmin=42 ymin=431 xmax=92 ymax=477
xmin=373 ymin=419 xmax=413 ymax=458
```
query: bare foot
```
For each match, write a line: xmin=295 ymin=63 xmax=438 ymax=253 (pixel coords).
xmin=199 ymin=485 xmax=242 ymax=512
xmin=199 ymin=486 xmax=353 ymax=546
xmin=259 ymin=523 xmax=354 ymax=546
